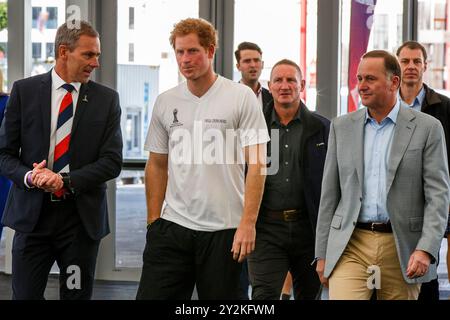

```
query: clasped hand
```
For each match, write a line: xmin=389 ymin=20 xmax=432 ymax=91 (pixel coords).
xmin=31 ymin=160 xmax=63 ymax=192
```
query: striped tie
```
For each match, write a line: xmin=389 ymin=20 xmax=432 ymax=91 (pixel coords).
xmin=53 ymin=83 xmax=74 ymax=197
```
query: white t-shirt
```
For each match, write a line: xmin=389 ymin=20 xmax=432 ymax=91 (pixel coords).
xmin=144 ymin=75 xmax=270 ymax=231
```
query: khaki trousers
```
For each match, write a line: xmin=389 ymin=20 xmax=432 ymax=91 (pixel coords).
xmin=329 ymin=228 xmax=420 ymax=300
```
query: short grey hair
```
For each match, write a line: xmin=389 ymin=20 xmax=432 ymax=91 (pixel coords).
xmin=54 ymin=20 xmax=99 ymax=59
xmin=270 ymin=59 xmax=303 ymax=81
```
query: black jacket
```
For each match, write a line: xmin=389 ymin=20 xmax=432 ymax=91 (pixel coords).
xmin=261 ymin=87 xmax=273 ymax=109
xmin=421 ymin=84 xmax=450 ymax=169
xmin=262 ymin=101 xmax=330 ymax=233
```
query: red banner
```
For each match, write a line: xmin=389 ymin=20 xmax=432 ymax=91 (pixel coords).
xmin=347 ymin=0 xmax=377 ymax=112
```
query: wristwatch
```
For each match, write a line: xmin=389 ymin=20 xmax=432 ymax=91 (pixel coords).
xmin=59 ymin=172 xmax=74 ymax=193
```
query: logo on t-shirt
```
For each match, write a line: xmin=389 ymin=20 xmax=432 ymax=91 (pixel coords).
xmin=170 ymin=108 xmax=183 ymax=128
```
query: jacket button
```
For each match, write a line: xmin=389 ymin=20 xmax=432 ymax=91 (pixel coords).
xmin=359 ymin=197 xmax=362 ymax=202
xmin=353 ymin=221 xmax=356 ymax=226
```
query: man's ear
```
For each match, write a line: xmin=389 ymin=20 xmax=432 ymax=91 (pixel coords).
xmin=58 ymin=44 xmax=69 ymax=59
xmin=391 ymin=75 xmax=401 ymax=91
xmin=300 ymin=79 xmax=306 ymax=92
xmin=207 ymin=45 xmax=215 ymax=59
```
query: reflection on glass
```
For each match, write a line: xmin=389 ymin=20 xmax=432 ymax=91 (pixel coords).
xmin=117 ymin=0 xmax=199 ymax=161
xmin=417 ymin=0 xmax=450 ymax=96
xmin=30 ymin=0 xmax=66 ymax=77
xmin=340 ymin=0 xmax=403 ymax=115
xmin=115 ymin=170 xmax=146 ymax=269
xmin=233 ymin=0 xmax=318 ymax=109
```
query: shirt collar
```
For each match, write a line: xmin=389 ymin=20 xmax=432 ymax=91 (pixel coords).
xmin=415 ymin=85 xmax=426 ymax=106
xmin=364 ymin=98 xmax=400 ymax=125
xmin=271 ymin=104 xmax=302 ymax=126
xmin=51 ymin=68 xmax=81 ymax=93
xmin=239 ymin=80 xmax=262 ymax=97
xmin=397 ymin=85 xmax=425 ymax=108
xmin=255 ymin=83 xmax=262 ymax=97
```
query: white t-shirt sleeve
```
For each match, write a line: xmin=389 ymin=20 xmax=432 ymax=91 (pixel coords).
xmin=144 ymin=96 xmax=169 ymax=154
xmin=237 ymin=87 xmax=270 ymax=147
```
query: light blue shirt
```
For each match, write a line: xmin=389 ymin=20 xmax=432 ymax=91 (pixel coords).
xmin=398 ymin=86 xmax=425 ymax=111
xmin=359 ymin=100 xmax=400 ymax=223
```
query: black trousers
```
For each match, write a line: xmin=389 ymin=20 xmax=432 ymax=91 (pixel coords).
xmin=238 ymin=259 xmax=250 ymax=300
xmin=418 ymin=278 xmax=440 ymax=300
xmin=136 ymin=219 xmax=242 ymax=300
xmin=247 ymin=212 xmax=320 ymax=300
xmin=11 ymin=197 xmax=100 ymax=300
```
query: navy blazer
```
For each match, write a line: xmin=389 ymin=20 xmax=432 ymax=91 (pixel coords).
xmin=263 ymin=101 xmax=330 ymax=233
xmin=0 ymin=71 xmax=123 ymax=240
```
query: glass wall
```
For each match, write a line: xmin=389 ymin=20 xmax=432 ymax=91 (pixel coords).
xmin=339 ymin=0 xmax=404 ymax=114
xmin=115 ymin=0 xmax=199 ymax=269
xmin=417 ymin=0 xmax=450 ymax=96
xmin=117 ymin=0 xmax=198 ymax=161
xmin=29 ymin=0 xmax=65 ymax=77
xmin=233 ymin=0 xmax=318 ymax=109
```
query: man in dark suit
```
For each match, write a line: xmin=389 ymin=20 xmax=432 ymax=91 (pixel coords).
xmin=235 ymin=42 xmax=273 ymax=109
xmin=396 ymin=40 xmax=450 ymax=300
xmin=247 ymin=59 xmax=329 ymax=300
xmin=0 ymin=20 xmax=122 ymax=300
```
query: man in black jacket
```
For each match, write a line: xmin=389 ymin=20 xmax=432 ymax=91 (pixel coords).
xmin=247 ymin=59 xmax=329 ymax=300
xmin=396 ymin=40 xmax=450 ymax=300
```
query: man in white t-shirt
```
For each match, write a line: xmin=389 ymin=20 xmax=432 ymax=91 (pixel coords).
xmin=136 ymin=18 xmax=270 ymax=300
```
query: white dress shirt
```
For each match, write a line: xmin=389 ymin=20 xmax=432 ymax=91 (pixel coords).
xmin=24 ymin=69 xmax=81 ymax=188
xmin=48 ymin=68 xmax=81 ymax=170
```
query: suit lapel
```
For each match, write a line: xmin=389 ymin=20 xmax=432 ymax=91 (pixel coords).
xmin=71 ymin=82 xmax=89 ymax=138
xmin=39 ymin=72 xmax=52 ymax=158
xmin=386 ymin=106 xmax=416 ymax=193
xmin=351 ymin=109 xmax=365 ymax=188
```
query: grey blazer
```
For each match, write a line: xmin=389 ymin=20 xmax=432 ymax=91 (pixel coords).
xmin=315 ymin=104 xmax=449 ymax=284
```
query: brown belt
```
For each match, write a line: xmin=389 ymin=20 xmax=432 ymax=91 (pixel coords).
xmin=356 ymin=221 xmax=392 ymax=233
xmin=263 ymin=209 xmax=302 ymax=222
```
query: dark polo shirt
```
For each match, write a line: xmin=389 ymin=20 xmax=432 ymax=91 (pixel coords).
xmin=262 ymin=107 xmax=305 ymax=211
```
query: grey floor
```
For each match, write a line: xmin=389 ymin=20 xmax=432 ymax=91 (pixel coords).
xmin=0 ymin=273 xmax=139 ymax=300
xmin=0 ymin=204 xmax=449 ymax=299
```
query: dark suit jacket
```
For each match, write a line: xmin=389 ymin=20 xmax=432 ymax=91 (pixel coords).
xmin=0 ymin=71 xmax=123 ymax=240
xmin=263 ymin=101 xmax=330 ymax=233
xmin=421 ymin=84 xmax=450 ymax=169
xmin=261 ymin=87 xmax=273 ymax=110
